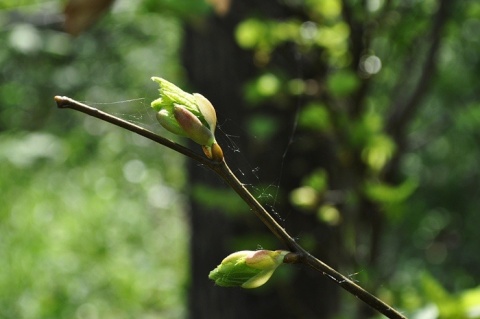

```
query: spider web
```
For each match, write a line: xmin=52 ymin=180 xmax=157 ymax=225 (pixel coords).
xmin=86 ymin=98 xmax=156 ymax=128
xmin=213 ymin=50 xmax=304 ymax=225
xmin=214 ymin=107 xmax=302 ymax=226
xmin=86 ymin=49 xmax=304 ymax=226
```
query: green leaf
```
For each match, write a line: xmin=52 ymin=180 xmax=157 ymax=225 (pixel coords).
xmin=192 ymin=184 xmax=247 ymax=216
xmin=235 ymin=18 xmax=267 ymax=49
xmin=361 ymin=134 xmax=396 ymax=171
xmin=302 ymin=169 xmax=328 ymax=193
xmin=298 ymin=103 xmax=332 ymax=131
xmin=364 ymin=178 xmax=418 ymax=204
xmin=327 ymin=70 xmax=360 ymax=97
xmin=246 ymin=115 xmax=279 ymax=141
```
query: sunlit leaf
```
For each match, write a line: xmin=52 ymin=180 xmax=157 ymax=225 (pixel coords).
xmin=290 ymin=186 xmax=318 ymax=210
xmin=361 ymin=134 xmax=396 ymax=171
xmin=317 ymin=204 xmax=341 ymax=226
xmin=245 ymin=73 xmax=282 ymax=103
xmin=364 ymin=178 xmax=418 ymax=204
xmin=235 ymin=18 xmax=267 ymax=49
xmin=302 ymin=169 xmax=328 ymax=193
xmin=298 ymin=103 xmax=332 ymax=131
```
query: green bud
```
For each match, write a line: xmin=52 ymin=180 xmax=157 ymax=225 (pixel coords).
xmin=193 ymin=93 xmax=217 ymax=135
xmin=208 ymin=250 xmax=289 ymax=289
xmin=151 ymin=77 xmax=223 ymax=160
xmin=156 ymin=109 xmax=185 ymax=136
xmin=173 ymin=105 xmax=215 ymax=146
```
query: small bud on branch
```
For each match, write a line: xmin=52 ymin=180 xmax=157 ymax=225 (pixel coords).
xmin=209 ymin=250 xmax=289 ymax=289
xmin=151 ymin=77 xmax=223 ymax=161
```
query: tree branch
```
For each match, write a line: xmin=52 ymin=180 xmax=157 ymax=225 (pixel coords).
xmin=54 ymin=96 xmax=210 ymax=165
xmin=386 ymin=0 xmax=452 ymax=139
xmin=54 ymin=95 xmax=407 ymax=319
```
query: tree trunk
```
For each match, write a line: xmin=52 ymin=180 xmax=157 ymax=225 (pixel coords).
xmin=182 ymin=1 xmax=340 ymax=318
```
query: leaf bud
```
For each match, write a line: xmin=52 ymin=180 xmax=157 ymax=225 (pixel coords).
xmin=151 ymin=77 xmax=219 ymax=158
xmin=208 ymin=250 xmax=289 ymax=289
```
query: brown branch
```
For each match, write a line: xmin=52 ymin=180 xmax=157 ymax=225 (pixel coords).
xmin=54 ymin=95 xmax=407 ymax=319
xmin=54 ymin=96 xmax=211 ymax=165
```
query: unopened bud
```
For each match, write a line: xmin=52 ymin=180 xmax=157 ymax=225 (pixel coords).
xmin=202 ymin=143 xmax=224 ymax=162
xmin=209 ymin=250 xmax=289 ymax=289
xmin=193 ymin=93 xmax=217 ymax=134
xmin=173 ymin=105 xmax=215 ymax=146
xmin=151 ymin=77 xmax=219 ymax=157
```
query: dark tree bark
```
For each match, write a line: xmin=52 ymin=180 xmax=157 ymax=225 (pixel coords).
xmin=182 ymin=1 xmax=340 ymax=318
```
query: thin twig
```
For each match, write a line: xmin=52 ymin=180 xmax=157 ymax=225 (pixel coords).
xmin=214 ymin=162 xmax=407 ymax=319
xmin=54 ymin=95 xmax=407 ymax=319
xmin=54 ymin=96 xmax=210 ymax=165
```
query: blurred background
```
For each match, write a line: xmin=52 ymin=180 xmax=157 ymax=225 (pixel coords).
xmin=1 ymin=0 xmax=480 ymax=318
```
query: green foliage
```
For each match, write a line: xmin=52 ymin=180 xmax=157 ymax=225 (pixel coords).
xmin=232 ymin=0 xmax=480 ymax=317
xmin=302 ymin=169 xmax=328 ymax=193
xmin=393 ymin=273 xmax=480 ymax=319
xmin=140 ymin=0 xmax=209 ymax=19
xmin=0 ymin=2 xmax=189 ymax=318
xmin=290 ymin=186 xmax=319 ymax=211
xmin=2 ymin=0 xmax=480 ymax=317
xmin=361 ymin=134 xmax=396 ymax=172
xmin=235 ymin=2 xmax=349 ymax=66
xmin=244 ymin=72 xmax=283 ymax=104
xmin=0 ymin=131 xmax=189 ymax=318
xmin=235 ymin=18 xmax=300 ymax=53
xmin=298 ymin=102 xmax=332 ymax=132
xmin=246 ymin=115 xmax=279 ymax=141
xmin=191 ymin=184 xmax=247 ymax=216
xmin=326 ymin=70 xmax=360 ymax=97
xmin=305 ymin=0 xmax=342 ymax=20
xmin=364 ymin=178 xmax=418 ymax=205
xmin=290 ymin=169 xmax=329 ymax=212
xmin=316 ymin=204 xmax=341 ymax=226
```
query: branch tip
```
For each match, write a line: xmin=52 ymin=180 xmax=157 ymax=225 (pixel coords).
xmin=54 ymin=96 xmax=69 ymax=108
